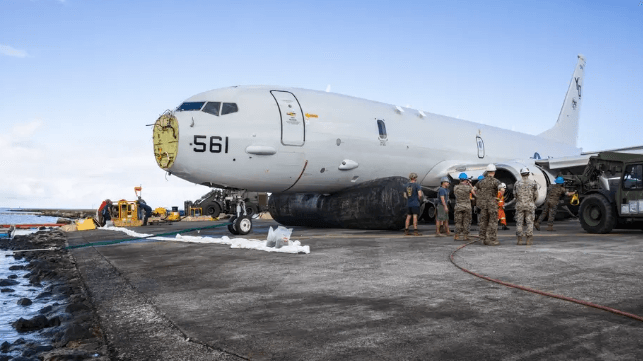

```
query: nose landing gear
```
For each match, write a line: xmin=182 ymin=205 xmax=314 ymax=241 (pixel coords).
xmin=227 ymin=193 xmax=253 ymax=235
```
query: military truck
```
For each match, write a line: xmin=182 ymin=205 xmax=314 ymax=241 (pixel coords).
xmin=562 ymin=152 xmax=643 ymax=233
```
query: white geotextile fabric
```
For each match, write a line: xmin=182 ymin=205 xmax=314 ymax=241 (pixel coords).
xmin=100 ymin=226 xmax=310 ymax=254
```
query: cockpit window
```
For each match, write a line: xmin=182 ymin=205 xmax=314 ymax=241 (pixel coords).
xmin=221 ymin=103 xmax=238 ymax=115
xmin=202 ymin=102 xmax=221 ymax=116
xmin=177 ymin=102 xmax=205 ymax=111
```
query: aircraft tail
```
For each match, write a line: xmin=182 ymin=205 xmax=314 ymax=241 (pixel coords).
xmin=538 ymin=54 xmax=586 ymax=147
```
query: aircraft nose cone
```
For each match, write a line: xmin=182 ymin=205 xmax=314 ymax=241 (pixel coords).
xmin=153 ymin=111 xmax=179 ymax=169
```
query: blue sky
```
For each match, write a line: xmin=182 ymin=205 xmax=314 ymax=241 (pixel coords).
xmin=1 ymin=0 xmax=642 ymax=208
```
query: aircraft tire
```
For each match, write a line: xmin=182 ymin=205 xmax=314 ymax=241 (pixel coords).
xmin=228 ymin=215 xmax=240 ymax=235
xmin=235 ymin=216 xmax=253 ymax=235
xmin=205 ymin=202 xmax=222 ymax=218
xmin=579 ymin=194 xmax=615 ymax=234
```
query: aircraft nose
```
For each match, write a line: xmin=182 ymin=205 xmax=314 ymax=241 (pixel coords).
xmin=153 ymin=111 xmax=179 ymax=170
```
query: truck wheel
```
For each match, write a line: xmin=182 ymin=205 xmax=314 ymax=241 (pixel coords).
xmin=579 ymin=194 xmax=616 ymax=234
xmin=245 ymin=204 xmax=259 ymax=218
xmin=205 ymin=202 xmax=222 ymax=218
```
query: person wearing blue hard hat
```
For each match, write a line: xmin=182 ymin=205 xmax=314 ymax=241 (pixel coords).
xmin=535 ymin=175 xmax=576 ymax=231
xmin=453 ymin=173 xmax=476 ymax=240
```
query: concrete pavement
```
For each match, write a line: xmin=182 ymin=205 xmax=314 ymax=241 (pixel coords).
xmin=66 ymin=219 xmax=643 ymax=360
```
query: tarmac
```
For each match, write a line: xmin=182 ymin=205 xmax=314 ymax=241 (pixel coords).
xmin=65 ymin=219 xmax=643 ymax=360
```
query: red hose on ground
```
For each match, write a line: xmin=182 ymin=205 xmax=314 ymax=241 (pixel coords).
xmin=449 ymin=240 xmax=643 ymax=323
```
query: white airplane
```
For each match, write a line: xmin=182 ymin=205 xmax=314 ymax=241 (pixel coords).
xmin=153 ymin=55 xmax=587 ymax=234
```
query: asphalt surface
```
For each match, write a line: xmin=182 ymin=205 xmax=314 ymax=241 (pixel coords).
xmin=65 ymin=219 xmax=643 ymax=361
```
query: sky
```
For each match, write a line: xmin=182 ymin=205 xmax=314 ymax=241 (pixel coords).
xmin=1 ymin=0 xmax=642 ymax=209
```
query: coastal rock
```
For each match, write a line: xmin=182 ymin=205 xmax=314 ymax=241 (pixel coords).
xmin=1 ymin=288 xmax=14 ymax=293
xmin=8 ymin=274 xmax=18 ymax=279
xmin=0 ymin=341 xmax=9 ymax=352
xmin=39 ymin=305 xmax=53 ymax=314
xmin=12 ymin=315 xmax=58 ymax=332
xmin=65 ymin=303 xmax=90 ymax=314
xmin=36 ymin=291 xmax=53 ymax=299
xmin=22 ymin=344 xmax=54 ymax=357
xmin=17 ymin=297 xmax=33 ymax=306
xmin=61 ymin=324 xmax=94 ymax=345
xmin=0 ymin=278 xmax=19 ymax=286
xmin=9 ymin=265 xmax=26 ymax=270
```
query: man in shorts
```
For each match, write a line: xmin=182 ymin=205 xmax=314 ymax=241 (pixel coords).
xmin=404 ymin=172 xmax=424 ymax=236
xmin=436 ymin=177 xmax=451 ymax=237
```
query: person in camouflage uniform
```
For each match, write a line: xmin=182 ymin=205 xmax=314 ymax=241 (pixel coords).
xmin=513 ymin=167 xmax=539 ymax=245
xmin=477 ymin=164 xmax=502 ymax=246
xmin=454 ymin=173 xmax=476 ymax=241
xmin=535 ymin=176 xmax=575 ymax=231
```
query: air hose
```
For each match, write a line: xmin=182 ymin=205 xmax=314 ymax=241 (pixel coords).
xmin=65 ymin=222 xmax=232 ymax=250
xmin=450 ymin=239 xmax=643 ymax=322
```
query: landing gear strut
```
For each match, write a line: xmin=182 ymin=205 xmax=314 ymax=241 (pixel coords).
xmin=226 ymin=192 xmax=253 ymax=235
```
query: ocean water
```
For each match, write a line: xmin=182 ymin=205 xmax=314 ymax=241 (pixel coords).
xmin=0 ymin=250 xmax=50 ymax=346
xmin=0 ymin=208 xmax=60 ymax=225
xmin=1 ymin=209 xmax=57 ymax=348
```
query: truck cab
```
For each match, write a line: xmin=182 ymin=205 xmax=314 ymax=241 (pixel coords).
xmin=573 ymin=152 xmax=643 ymax=233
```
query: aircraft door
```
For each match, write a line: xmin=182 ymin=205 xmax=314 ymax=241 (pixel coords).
xmin=271 ymin=91 xmax=305 ymax=146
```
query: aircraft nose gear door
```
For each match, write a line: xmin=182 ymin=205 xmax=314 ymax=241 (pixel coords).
xmin=271 ymin=90 xmax=305 ymax=146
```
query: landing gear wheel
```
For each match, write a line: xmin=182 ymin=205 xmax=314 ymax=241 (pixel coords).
xmin=228 ymin=215 xmax=239 ymax=235
xmin=205 ymin=202 xmax=222 ymax=218
xmin=235 ymin=215 xmax=253 ymax=235
xmin=579 ymin=194 xmax=616 ymax=234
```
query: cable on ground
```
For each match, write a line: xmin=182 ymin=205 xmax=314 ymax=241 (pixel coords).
xmin=449 ymin=238 xmax=643 ymax=323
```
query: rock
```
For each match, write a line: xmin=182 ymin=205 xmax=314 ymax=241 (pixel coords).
xmin=65 ymin=303 xmax=90 ymax=314
xmin=0 ymin=341 xmax=10 ymax=352
xmin=0 ymin=355 xmax=13 ymax=361
xmin=12 ymin=315 xmax=50 ymax=331
xmin=36 ymin=292 xmax=53 ymax=299
xmin=8 ymin=274 xmax=18 ymax=279
xmin=9 ymin=265 xmax=26 ymax=270
xmin=39 ymin=305 xmax=53 ymax=314
xmin=22 ymin=345 xmax=54 ymax=357
xmin=0 ymin=279 xmax=19 ymax=286
xmin=1 ymin=288 xmax=14 ymax=293
xmin=62 ymin=324 xmax=93 ymax=343
xmin=17 ymin=298 xmax=33 ymax=306
xmin=47 ymin=316 xmax=61 ymax=327
xmin=13 ymin=338 xmax=26 ymax=345
xmin=11 ymin=356 xmax=40 ymax=361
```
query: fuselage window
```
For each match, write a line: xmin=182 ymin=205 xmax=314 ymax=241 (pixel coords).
xmin=623 ymin=164 xmax=643 ymax=190
xmin=377 ymin=119 xmax=387 ymax=140
xmin=221 ymin=103 xmax=238 ymax=115
xmin=176 ymin=102 xmax=205 ymax=111
xmin=202 ymin=102 xmax=221 ymax=116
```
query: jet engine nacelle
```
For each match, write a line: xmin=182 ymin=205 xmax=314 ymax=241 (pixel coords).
xmin=269 ymin=177 xmax=409 ymax=230
xmin=494 ymin=162 xmax=551 ymax=207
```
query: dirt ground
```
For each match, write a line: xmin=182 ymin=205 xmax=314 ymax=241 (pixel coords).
xmin=65 ymin=219 xmax=643 ymax=361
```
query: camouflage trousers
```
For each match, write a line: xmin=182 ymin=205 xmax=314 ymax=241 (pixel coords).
xmin=515 ymin=208 xmax=535 ymax=237
xmin=537 ymin=204 xmax=558 ymax=226
xmin=478 ymin=205 xmax=498 ymax=244
xmin=454 ymin=208 xmax=472 ymax=237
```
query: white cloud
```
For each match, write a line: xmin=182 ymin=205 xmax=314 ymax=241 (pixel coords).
xmin=0 ymin=44 xmax=28 ymax=58
xmin=0 ymin=120 xmax=211 ymax=209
